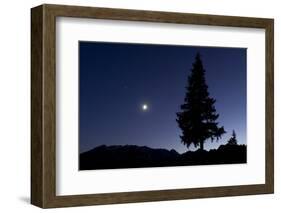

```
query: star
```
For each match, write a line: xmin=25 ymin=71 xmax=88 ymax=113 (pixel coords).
xmin=142 ymin=104 xmax=148 ymax=111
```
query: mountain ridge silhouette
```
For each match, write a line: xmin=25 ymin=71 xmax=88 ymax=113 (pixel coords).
xmin=79 ymin=144 xmax=246 ymax=170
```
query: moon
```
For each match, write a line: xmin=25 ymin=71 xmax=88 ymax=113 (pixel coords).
xmin=142 ymin=104 xmax=148 ymax=111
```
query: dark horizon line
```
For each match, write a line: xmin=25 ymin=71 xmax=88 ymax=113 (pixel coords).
xmin=79 ymin=142 xmax=247 ymax=155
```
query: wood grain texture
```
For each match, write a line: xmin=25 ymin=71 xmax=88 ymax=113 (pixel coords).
xmin=31 ymin=4 xmax=274 ymax=208
xmin=265 ymin=20 xmax=274 ymax=193
xmin=31 ymin=5 xmax=43 ymax=207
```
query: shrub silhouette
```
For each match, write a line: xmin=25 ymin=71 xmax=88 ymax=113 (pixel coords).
xmin=227 ymin=130 xmax=238 ymax=145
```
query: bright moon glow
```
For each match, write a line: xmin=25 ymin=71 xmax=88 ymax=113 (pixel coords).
xmin=142 ymin=104 xmax=148 ymax=111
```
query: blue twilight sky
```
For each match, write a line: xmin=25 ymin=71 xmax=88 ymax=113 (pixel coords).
xmin=79 ymin=41 xmax=246 ymax=154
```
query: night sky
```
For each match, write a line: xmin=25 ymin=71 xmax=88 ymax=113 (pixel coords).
xmin=79 ymin=41 xmax=246 ymax=154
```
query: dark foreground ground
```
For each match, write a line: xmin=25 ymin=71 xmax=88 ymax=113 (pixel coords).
xmin=79 ymin=144 xmax=246 ymax=170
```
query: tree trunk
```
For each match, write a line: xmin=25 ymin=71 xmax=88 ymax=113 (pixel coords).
xmin=200 ymin=141 xmax=204 ymax=151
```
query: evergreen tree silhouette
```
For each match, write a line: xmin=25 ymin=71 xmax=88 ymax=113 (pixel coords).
xmin=176 ymin=53 xmax=225 ymax=151
xmin=227 ymin=130 xmax=238 ymax=145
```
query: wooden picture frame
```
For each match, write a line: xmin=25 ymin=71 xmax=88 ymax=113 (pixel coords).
xmin=31 ymin=4 xmax=274 ymax=208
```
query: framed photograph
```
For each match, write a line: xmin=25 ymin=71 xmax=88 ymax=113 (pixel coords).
xmin=31 ymin=4 xmax=274 ymax=208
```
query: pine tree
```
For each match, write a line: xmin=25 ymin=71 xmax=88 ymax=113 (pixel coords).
xmin=227 ymin=130 xmax=238 ymax=145
xmin=176 ymin=53 xmax=225 ymax=151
